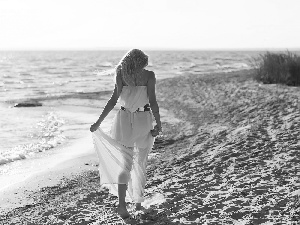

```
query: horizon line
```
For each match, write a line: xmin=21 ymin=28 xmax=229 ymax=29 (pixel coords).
xmin=1 ymin=47 xmax=300 ymax=51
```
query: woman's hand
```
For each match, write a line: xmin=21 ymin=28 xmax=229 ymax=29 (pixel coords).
xmin=90 ymin=121 xmax=100 ymax=132
xmin=150 ymin=125 xmax=162 ymax=137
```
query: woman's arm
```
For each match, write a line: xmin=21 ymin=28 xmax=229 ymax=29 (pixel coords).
xmin=147 ymin=71 xmax=162 ymax=131
xmin=90 ymin=75 xmax=123 ymax=132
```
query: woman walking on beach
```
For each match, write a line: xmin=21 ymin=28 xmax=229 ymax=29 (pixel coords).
xmin=90 ymin=49 xmax=162 ymax=220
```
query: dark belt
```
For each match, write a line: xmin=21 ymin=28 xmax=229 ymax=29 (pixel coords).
xmin=121 ymin=104 xmax=150 ymax=112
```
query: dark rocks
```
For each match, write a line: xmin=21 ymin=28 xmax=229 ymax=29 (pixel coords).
xmin=14 ymin=101 xmax=42 ymax=107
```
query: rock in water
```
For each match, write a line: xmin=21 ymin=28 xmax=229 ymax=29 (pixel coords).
xmin=14 ymin=101 xmax=42 ymax=107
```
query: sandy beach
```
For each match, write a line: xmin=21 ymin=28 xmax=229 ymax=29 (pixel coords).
xmin=1 ymin=69 xmax=300 ymax=224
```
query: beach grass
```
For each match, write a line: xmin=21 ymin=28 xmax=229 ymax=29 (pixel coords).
xmin=1 ymin=69 xmax=300 ymax=224
xmin=252 ymin=51 xmax=300 ymax=86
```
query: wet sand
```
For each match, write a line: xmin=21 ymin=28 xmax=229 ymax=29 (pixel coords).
xmin=1 ymin=70 xmax=300 ymax=224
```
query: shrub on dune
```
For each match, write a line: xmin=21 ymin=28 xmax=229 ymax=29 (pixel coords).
xmin=253 ymin=51 xmax=300 ymax=86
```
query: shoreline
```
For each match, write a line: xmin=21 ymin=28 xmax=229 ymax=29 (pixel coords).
xmin=0 ymin=152 xmax=97 ymax=212
xmin=1 ymin=69 xmax=300 ymax=224
xmin=0 ymin=88 xmax=113 ymax=164
xmin=0 ymin=95 xmax=115 ymax=206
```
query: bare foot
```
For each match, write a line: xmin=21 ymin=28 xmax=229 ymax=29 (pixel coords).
xmin=116 ymin=206 xmax=131 ymax=219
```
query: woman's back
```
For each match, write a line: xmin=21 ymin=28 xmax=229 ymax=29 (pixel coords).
xmin=120 ymin=69 xmax=152 ymax=87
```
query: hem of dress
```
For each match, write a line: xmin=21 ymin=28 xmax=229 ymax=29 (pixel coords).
xmin=99 ymin=182 xmax=145 ymax=203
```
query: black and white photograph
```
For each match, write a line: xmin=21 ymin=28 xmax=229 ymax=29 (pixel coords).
xmin=0 ymin=0 xmax=300 ymax=224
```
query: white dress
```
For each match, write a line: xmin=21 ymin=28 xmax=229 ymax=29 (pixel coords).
xmin=92 ymin=86 xmax=155 ymax=203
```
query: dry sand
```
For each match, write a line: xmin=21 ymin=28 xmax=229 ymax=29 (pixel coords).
xmin=1 ymin=69 xmax=300 ymax=224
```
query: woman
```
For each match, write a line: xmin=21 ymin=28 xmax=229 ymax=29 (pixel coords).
xmin=90 ymin=49 xmax=162 ymax=220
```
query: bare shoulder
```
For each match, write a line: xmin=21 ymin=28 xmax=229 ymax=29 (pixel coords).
xmin=144 ymin=69 xmax=155 ymax=76
xmin=144 ymin=69 xmax=155 ymax=82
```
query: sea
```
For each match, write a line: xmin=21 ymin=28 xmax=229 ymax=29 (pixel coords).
xmin=0 ymin=50 xmax=260 ymax=171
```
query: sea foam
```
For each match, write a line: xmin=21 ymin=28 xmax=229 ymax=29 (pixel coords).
xmin=0 ymin=112 xmax=65 ymax=166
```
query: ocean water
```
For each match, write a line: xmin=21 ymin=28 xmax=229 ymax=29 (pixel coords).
xmin=0 ymin=50 xmax=259 ymax=166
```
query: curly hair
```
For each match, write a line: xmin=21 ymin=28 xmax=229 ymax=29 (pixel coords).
xmin=115 ymin=49 xmax=148 ymax=86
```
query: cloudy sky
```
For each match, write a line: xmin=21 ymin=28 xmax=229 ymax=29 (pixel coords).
xmin=0 ymin=0 xmax=299 ymax=50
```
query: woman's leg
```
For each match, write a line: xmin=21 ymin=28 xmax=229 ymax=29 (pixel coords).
xmin=133 ymin=146 xmax=151 ymax=210
xmin=117 ymin=146 xmax=134 ymax=218
xmin=118 ymin=184 xmax=127 ymax=208
xmin=117 ymin=184 xmax=131 ymax=218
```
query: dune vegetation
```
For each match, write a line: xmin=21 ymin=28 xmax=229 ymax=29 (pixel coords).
xmin=253 ymin=51 xmax=300 ymax=86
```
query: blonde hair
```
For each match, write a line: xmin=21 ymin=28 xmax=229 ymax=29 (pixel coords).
xmin=115 ymin=49 xmax=148 ymax=86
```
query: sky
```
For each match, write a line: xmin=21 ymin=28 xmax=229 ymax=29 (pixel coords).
xmin=0 ymin=0 xmax=299 ymax=50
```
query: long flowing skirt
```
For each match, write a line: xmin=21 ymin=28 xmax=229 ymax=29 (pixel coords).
xmin=92 ymin=110 xmax=154 ymax=203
